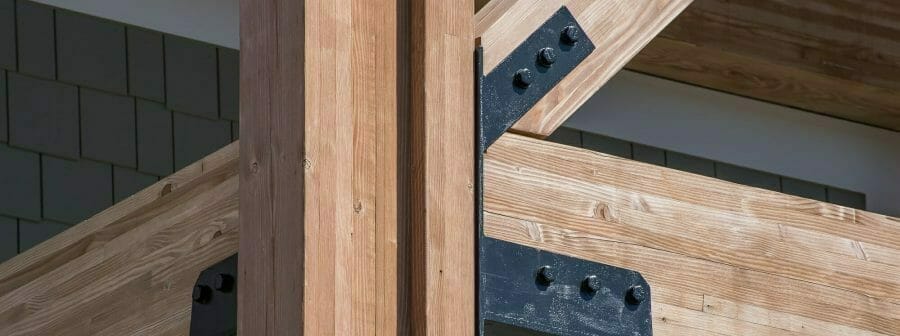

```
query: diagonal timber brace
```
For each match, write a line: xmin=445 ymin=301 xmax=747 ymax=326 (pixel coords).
xmin=475 ymin=7 xmax=653 ymax=336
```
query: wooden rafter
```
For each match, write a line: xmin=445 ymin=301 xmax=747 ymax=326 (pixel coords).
xmin=630 ymin=0 xmax=900 ymax=131
xmin=483 ymin=133 xmax=900 ymax=335
xmin=476 ymin=0 xmax=695 ymax=138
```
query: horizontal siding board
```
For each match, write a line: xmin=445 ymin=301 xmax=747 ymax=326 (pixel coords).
xmin=56 ymin=10 xmax=127 ymax=94
xmin=42 ymin=156 xmax=113 ymax=224
xmin=666 ymin=152 xmax=716 ymax=177
xmin=164 ymin=35 xmax=218 ymax=119
xmin=16 ymin=1 xmax=55 ymax=79
xmin=17 ymin=219 xmax=68 ymax=252
xmin=80 ymin=89 xmax=137 ymax=167
xmin=0 ymin=0 xmax=14 ymax=70
xmin=545 ymin=127 xmax=582 ymax=147
xmin=0 ymin=144 xmax=41 ymax=220
xmin=0 ymin=216 xmax=15 ymax=262
xmin=136 ymin=99 xmax=173 ymax=176
xmin=632 ymin=144 xmax=665 ymax=166
xmin=173 ymin=112 xmax=230 ymax=170
xmin=218 ymin=48 xmax=238 ymax=121
xmin=715 ymin=162 xmax=780 ymax=192
xmin=828 ymin=188 xmax=867 ymax=210
xmin=113 ymin=166 xmax=157 ymax=202
xmin=781 ymin=177 xmax=826 ymax=202
xmin=582 ymin=132 xmax=632 ymax=158
xmin=7 ymin=73 xmax=79 ymax=159
xmin=127 ymin=27 xmax=165 ymax=102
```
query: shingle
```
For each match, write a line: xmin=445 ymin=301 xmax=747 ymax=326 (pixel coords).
xmin=113 ymin=166 xmax=157 ymax=202
xmin=80 ymin=89 xmax=136 ymax=167
xmin=165 ymin=35 xmax=218 ymax=119
xmin=218 ymin=48 xmax=239 ymax=121
xmin=545 ymin=127 xmax=581 ymax=147
xmin=136 ymin=99 xmax=173 ymax=176
xmin=715 ymin=163 xmax=780 ymax=192
xmin=632 ymin=144 xmax=665 ymax=166
xmin=231 ymin=121 xmax=239 ymax=141
xmin=0 ymin=216 xmax=16 ymax=262
xmin=0 ymin=0 xmax=15 ymax=70
xmin=1 ymin=70 xmax=7 ymax=142
xmin=582 ymin=133 xmax=631 ymax=158
xmin=127 ymin=27 xmax=165 ymax=102
xmin=828 ymin=188 xmax=866 ymax=210
xmin=173 ymin=112 xmax=230 ymax=170
xmin=56 ymin=10 xmax=127 ymax=94
xmin=781 ymin=178 xmax=826 ymax=202
xmin=16 ymin=1 xmax=55 ymax=79
xmin=43 ymin=156 xmax=113 ymax=224
xmin=666 ymin=152 xmax=715 ymax=177
xmin=0 ymin=144 xmax=41 ymax=220
xmin=18 ymin=219 xmax=68 ymax=252
xmin=8 ymin=73 xmax=79 ymax=159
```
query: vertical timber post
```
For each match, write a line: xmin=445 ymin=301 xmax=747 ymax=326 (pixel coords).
xmin=409 ymin=0 xmax=477 ymax=334
xmin=239 ymin=0 xmax=405 ymax=334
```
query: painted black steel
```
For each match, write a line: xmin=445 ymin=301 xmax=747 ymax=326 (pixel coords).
xmin=478 ymin=6 xmax=595 ymax=152
xmin=190 ymin=254 xmax=237 ymax=336
xmin=475 ymin=6 xmax=652 ymax=335
xmin=480 ymin=238 xmax=653 ymax=336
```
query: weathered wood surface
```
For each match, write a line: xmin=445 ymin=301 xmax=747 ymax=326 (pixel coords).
xmin=409 ymin=0 xmax=477 ymax=333
xmin=475 ymin=0 xmax=695 ymax=137
xmin=483 ymin=133 xmax=900 ymax=336
xmin=0 ymin=143 xmax=239 ymax=336
xmin=629 ymin=0 xmax=900 ymax=131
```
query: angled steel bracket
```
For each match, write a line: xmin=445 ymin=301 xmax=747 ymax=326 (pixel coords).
xmin=189 ymin=254 xmax=237 ymax=336
xmin=476 ymin=7 xmax=653 ymax=336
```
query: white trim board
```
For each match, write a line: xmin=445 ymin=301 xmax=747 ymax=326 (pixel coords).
xmin=566 ymin=70 xmax=900 ymax=217
xmin=32 ymin=0 xmax=239 ymax=48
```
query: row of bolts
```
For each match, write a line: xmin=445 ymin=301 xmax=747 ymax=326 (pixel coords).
xmin=536 ymin=266 xmax=647 ymax=305
xmin=513 ymin=25 xmax=581 ymax=89
xmin=192 ymin=273 xmax=234 ymax=304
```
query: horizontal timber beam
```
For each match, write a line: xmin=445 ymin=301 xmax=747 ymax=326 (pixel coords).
xmin=628 ymin=0 xmax=900 ymax=131
xmin=476 ymin=0 xmax=694 ymax=138
xmin=482 ymin=133 xmax=900 ymax=335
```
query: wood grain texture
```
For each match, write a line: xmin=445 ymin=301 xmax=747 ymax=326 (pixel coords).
xmin=409 ymin=0 xmax=476 ymax=334
xmin=483 ymin=133 xmax=900 ymax=335
xmin=475 ymin=0 xmax=694 ymax=137
xmin=241 ymin=0 xmax=405 ymax=333
xmin=629 ymin=0 xmax=900 ymax=131
xmin=0 ymin=143 xmax=239 ymax=335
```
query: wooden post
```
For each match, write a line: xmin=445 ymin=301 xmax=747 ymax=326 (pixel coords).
xmin=239 ymin=0 xmax=404 ymax=334
xmin=409 ymin=0 xmax=476 ymax=334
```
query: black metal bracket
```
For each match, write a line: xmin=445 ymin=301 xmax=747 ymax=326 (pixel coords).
xmin=476 ymin=6 xmax=653 ymax=336
xmin=189 ymin=254 xmax=237 ymax=336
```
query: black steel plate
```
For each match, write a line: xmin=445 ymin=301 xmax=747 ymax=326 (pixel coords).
xmin=478 ymin=6 xmax=595 ymax=151
xmin=189 ymin=254 xmax=237 ymax=336
xmin=480 ymin=238 xmax=653 ymax=336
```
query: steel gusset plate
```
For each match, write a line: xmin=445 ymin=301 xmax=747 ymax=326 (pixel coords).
xmin=480 ymin=238 xmax=653 ymax=336
xmin=189 ymin=254 xmax=237 ymax=336
xmin=477 ymin=6 xmax=595 ymax=152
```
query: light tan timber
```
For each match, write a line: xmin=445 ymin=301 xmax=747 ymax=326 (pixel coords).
xmin=240 ymin=0 xmax=405 ymax=333
xmin=483 ymin=133 xmax=900 ymax=335
xmin=409 ymin=0 xmax=476 ymax=333
xmin=628 ymin=0 xmax=900 ymax=131
xmin=0 ymin=143 xmax=239 ymax=335
xmin=475 ymin=0 xmax=695 ymax=137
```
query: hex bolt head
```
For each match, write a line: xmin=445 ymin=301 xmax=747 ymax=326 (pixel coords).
xmin=538 ymin=47 xmax=556 ymax=67
xmin=214 ymin=273 xmax=235 ymax=292
xmin=536 ymin=265 xmax=556 ymax=285
xmin=193 ymin=285 xmax=212 ymax=304
xmin=627 ymin=285 xmax=647 ymax=304
xmin=582 ymin=275 xmax=602 ymax=293
xmin=514 ymin=68 xmax=534 ymax=88
xmin=561 ymin=25 xmax=580 ymax=45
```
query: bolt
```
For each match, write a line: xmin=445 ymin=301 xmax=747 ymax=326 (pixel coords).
xmin=561 ymin=26 xmax=580 ymax=45
xmin=514 ymin=68 xmax=534 ymax=88
xmin=536 ymin=266 xmax=556 ymax=285
xmin=214 ymin=273 xmax=235 ymax=292
xmin=627 ymin=285 xmax=647 ymax=304
xmin=193 ymin=285 xmax=212 ymax=304
xmin=538 ymin=47 xmax=556 ymax=67
xmin=582 ymin=275 xmax=601 ymax=293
